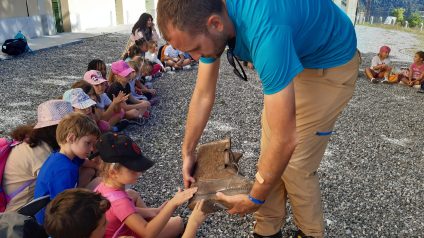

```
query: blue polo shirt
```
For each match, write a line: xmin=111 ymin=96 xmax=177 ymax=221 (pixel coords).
xmin=201 ymin=0 xmax=357 ymax=95
xmin=34 ymin=152 xmax=85 ymax=224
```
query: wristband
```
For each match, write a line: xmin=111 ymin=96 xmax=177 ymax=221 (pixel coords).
xmin=248 ymin=194 xmax=265 ymax=205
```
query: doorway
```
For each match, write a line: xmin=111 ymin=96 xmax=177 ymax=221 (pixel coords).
xmin=51 ymin=0 xmax=64 ymax=32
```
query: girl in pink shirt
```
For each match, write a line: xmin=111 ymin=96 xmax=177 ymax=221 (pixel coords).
xmin=95 ymin=132 xmax=197 ymax=238
xmin=400 ymin=51 xmax=424 ymax=88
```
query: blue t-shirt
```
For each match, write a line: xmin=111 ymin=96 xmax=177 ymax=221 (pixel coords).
xmin=201 ymin=0 xmax=357 ymax=95
xmin=34 ymin=152 xmax=85 ymax=224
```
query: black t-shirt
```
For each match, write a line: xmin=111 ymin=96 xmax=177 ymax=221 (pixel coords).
xmin=107 ymin=82 xmax=131 ymax=103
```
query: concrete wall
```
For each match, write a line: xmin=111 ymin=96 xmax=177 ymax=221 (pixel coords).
xmin=0 ymin=0 xmax=56 ymax=43
xmin=333 ymin=0 xmax=358 ymax=23
xmin=121 ymin=0 xmax=146 ymax=25
xmin=65 ymin=0 xmax=116 ymax=32
xmin=346 ymin=0 xmax=358 ymax=23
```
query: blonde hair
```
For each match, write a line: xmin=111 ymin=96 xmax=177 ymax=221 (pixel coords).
xmin=56 ymin=112 xmax=100 ymax=145
xmin=107 ymin=71 xmax=117 ymax=84
xmin=147 ymin=40 xmax=157 ymax=50
xmin=127 ymin=60 xmax=141 ymax=73
xmin=99 ymin=161 xmax=123 ymax=181
xmin=141 ymin=62 xmax=153 ymax=76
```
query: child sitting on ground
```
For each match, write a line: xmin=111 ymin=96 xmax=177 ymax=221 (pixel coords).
xmin=44 ymin=188 xmax=110 ymax=238
xmin=128 ymin=59 xmax=157 ymax=102
xmin=63 ymin=88 xmax=97 ymax=118
xmin=34 ymin=112 xmax=100 ymax=224
xmin=399 ymin=51 xmax=424 ymax=88
xmin=87 ymin=59 xmax=107 ymax=79
xmin=83 ymin=70 xmax=130 ymax=132
xmin=94 ymin=132 xmax=198 ymax=238
xmin=107 ymin=60 xmax=151 ymax=122
xmin=145 ymin=40 xmax=166 ymax=73
xmin=164 ymin=44 xmax=192 ymax=70
xmin=123 ymin=44 xmax=142 ymax=62
xmin=365 ymin=45 xmax=392 ymax=83
xmin=3 ymin=100 xmax=73 ymax=212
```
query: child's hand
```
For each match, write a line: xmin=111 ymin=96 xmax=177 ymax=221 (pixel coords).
xmin=188 ymin=199 xmax=207 ymax=227
xmin=169 ymin=187 xmax=197 ymax=208
xmin=113 ymin=91 xmax=129 ymax=104
xmin=149 ymin=89 xmax=157 ymax=96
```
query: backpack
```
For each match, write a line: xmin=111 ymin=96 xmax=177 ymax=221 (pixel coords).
xmin=0 ymin=138 xmax=32 ymax=212
xmin=0 ymin=212 xmax=48 ymax=238
xmin=158 ymin=44 xmax=169 ymax=63
xmin=2 ymin=39 xmax=28 ymax=56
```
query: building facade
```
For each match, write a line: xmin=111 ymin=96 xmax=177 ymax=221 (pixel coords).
xmin=0 ymin=0 xmax=156 ymax=43
xmin=333 ymin=0 xmax=359 ymax=23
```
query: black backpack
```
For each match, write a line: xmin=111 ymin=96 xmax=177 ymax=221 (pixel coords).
xmin=2 ymin=38 xmax=28 ymax=56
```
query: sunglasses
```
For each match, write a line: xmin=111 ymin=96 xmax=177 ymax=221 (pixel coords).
xmin=226 ymin=37 xmax=247 ymax=81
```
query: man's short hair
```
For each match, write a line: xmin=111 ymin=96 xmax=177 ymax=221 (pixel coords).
xmin=56 ymin=112 xmax=100 ymax=145
xmin=44 ymin=188 xmax=110 ymax=238
xmin=157 ymin=0 xmax=224 ymax=41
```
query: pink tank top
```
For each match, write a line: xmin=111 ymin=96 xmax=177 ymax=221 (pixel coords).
xmin=411 ymin=63 xmax=424 ymax=79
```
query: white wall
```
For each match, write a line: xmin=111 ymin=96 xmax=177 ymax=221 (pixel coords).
xmin=346 ymin=0 xmax=358 ymax=23
xmin=122 ymin=0 xmax=146 ymax=25
xmin=67 ymin=0 xmax=116 ymax=32
xmin=0 ymin=0 xmax=56 ymax=43
xmin=0 ymin=15 xmax=56 ymax=43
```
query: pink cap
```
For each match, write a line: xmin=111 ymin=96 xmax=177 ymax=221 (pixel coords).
xmin=84 ymin=70 xmax=107 ymax=85
xmin=111 ymin=60 xmax=135 ymax=77
xmin=380 ymin=46 xmax=391 ymax=54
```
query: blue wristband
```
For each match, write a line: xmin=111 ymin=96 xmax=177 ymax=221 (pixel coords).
xmin=248 ymin=194 xmax=265 ymax=205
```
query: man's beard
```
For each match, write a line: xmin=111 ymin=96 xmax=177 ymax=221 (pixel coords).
xmin=204 ymin=31 xmax=228 ymax=58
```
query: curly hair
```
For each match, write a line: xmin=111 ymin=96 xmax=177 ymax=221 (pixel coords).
xmin=10 ymin=124 xmax=59 ymax=150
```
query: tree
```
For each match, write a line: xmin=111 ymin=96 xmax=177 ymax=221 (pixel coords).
xmin=391 ymin=7 xmax=405 ymax=23
xmin=408 ymin=11 xmax=423 ymax=28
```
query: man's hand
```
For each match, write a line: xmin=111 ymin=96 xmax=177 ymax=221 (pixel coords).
xmin=182 ymin=152 xmax=197 ymax=188
xmin=215 ymin=192 xmax=261 ymax=216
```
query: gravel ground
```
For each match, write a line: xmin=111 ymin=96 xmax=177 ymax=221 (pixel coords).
xmin=0 ymin=26 xmax=423 ymax=237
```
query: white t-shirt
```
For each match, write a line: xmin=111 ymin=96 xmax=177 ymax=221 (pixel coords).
xmin=145 ymin=51 xmax=164 ymax=67
xmin=96 ymin=93 xmax=112 ymax=109
xmin=164 ymin=45 xmax=182 ymax=58
xmin=371 ymin=55 xmax=391 ymax=73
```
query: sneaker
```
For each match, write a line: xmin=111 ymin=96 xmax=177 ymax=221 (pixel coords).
xmin=142 ymin=111 xmax=150 ymax=119
xmin=164 ymin=66 xmax=172 ymax=72
xmin=413 ymin=84 xmax=421 ymax=89
xmin=129 ymin=117 xmax=146 ymax=126
xmin=288 ymin=230 xmax=314 ymax=238
xmin=112 ymin=119 xmax=130 ymax=132
xmin=370 ymin=78 xmax=379 ymax=83
xmin=253 ymin=231 xmax=282 ymax=238
xmin=153 ymin=72 xmax=162 ymax=79
xmin=183 ymin=65 xmax=192 ymax=70
xmin=381 ymin=78 xmax=389 ymax=84
xmin=145 ymin=76 xmax=153 ymax=82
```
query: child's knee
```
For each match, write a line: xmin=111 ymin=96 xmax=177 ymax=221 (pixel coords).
xmin=170 ymin=216 xmax=184 ymax=233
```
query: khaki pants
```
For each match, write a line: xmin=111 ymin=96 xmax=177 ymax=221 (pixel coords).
xmin=253 ymin=52 xmax=360 ymax=237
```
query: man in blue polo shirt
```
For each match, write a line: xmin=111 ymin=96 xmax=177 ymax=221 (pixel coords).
xmin=157 ymin=0 xmax=359 ymax=237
